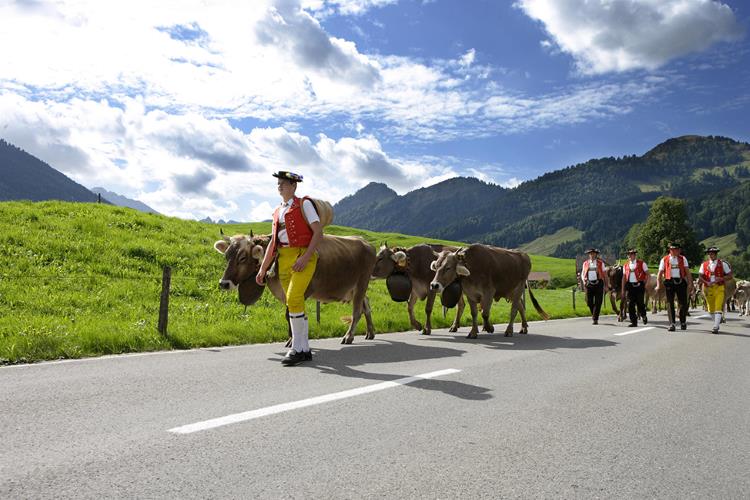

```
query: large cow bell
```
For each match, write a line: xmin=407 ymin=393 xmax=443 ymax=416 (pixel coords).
xmin=238 ymin=279 xmax=265 ymax=306
xmin=386 ymin=272 xmax=412 ymax=302
xmin=440 ymin=280 xmax=462 ymax=308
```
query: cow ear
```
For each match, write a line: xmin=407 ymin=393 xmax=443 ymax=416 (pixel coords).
xmin=214 ymin=240 xmax=229 ymax=254
xmin=430 ymin=260 xmax=438 ymax=271
xmin=457 ymin=264 xmax=471 ymax=276
xmin=251 ymin=245 xmax=264 ymax=260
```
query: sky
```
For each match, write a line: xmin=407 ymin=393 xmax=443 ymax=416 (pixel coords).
xmin=1 ymin=0 xmax=748 ymax=222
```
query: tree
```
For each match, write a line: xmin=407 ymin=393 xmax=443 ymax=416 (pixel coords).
xmin=636 ymin=197 xmax=704 ymax=265
xmin=621 ymin=222 xmax=643 ymax=256
xmin=737 ymin=207 xmax=750 ymax=253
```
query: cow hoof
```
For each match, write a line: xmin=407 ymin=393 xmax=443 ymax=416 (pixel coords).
xmin=466 ymin=332 xmax=478 ymax=339
xmin=504 ymin=332 xmax=513 ymax=337
xmin=521 ymin=327 xmax=528 ymax=334
xmin=413 ymin=322 xmax=423 ymax=332
xmin=341 ymin=336 xmax=353 ymax=345
xmin=448 ymin=326 xmax=459 ymax=333
xmin=484 ymin=326 xmax=494 ymax=333
xmin=365 ymin=332 xmax=375 ymax=340
xmin=421 ymin=329 xmax=431 ymax=336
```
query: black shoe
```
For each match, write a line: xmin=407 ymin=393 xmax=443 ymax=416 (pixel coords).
xmin=711 ymin=327 xmax=719 ymax=334
xmin=667 ymin=324 xmax=676 ymax=332
xmin=642 ymin=316 xmax=648 ymax=325
xmin=281 ymin=350 xmax=306 ymax=366
xmin=593 ymin=319 xmax=598 ymax=325
xmin=628 ymin=323 xmax=637 ymax=327
xmin=680 ymin=323 xmax=687 ymax=331
xmin=304 ymin=350 xmax=313 ymax=361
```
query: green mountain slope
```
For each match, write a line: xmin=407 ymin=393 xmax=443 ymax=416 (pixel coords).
xmin=0 ymin=201 xmax=577 ymax=364
xmin=334 ymin=135 xmax=750 ymax=257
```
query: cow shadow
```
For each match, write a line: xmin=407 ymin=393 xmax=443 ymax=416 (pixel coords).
xmin=421 ymin=332 xmax=618 ymax=352
xmin=273 ymin=339 xmax=493 ymax=401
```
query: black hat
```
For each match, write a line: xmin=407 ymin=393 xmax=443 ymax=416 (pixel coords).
xmin=272 ymin=171 xmax=303 ymax=183
xmin=585 ymin=248 xmax=599 ymax=254
xmin=706 ymin=246 xmax=720 ymax=253
xmin=668 ymin=242 xmax=681 ymax=249
xmin=627 ymin=248 xmax=637 ymax=254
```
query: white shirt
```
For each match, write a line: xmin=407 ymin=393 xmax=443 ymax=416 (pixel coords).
xmin=658 ymin=255 xmax=689 ymax=278
xmin=277 ymin=198 xmax=319 ymax=244
xmin=586 ymin=259 xmax=599 ymax=281
xmin=627 ymin=259 xmax=649 ymax=283
xmin=700 ymin=259 xmax=731 ymax=283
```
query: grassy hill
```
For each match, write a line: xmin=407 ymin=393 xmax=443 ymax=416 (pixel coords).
xmin=517 ymin=226 xmax=584 ymax=256
xmin=700 ymin=233 xmax=738 ymax=255
xmin=0 ymin=201 xmax=585 ymax=364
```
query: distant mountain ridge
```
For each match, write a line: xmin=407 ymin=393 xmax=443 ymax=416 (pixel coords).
xmin=90 ymin=187 xmax=160 ymax=215
xmin=0 ymin=139 xmax=100 ymax=203
xmin=333 ymin=135 xmax=750 ymax=257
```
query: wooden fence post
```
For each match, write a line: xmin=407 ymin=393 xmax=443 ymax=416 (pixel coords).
xmin=158 ymin=266 xmax=171 ymax=336
xmin=572 ymin=288 xmax=576 ymax=310
xmin=316 ymin=300 xmax=321 ymax=324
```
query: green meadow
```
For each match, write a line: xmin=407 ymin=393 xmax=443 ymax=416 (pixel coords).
xmin=0 ymin=201 xmax=601 ymax=365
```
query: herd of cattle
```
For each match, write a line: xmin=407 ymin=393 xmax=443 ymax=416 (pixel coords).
xmin=214 ymin=233 xmax=548 ymax=344
xmin=582 ymin=263 xmax=750 ymax=322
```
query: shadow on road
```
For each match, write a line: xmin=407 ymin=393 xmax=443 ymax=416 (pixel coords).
xmin=421 ymin=332 xmax=617 ymax=352
xmin=274 ymin=340 xmax=493 ymax=401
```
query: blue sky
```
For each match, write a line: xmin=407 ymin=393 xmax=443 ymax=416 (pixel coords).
xmin=0 ymin=0 xmax=748 ymax=221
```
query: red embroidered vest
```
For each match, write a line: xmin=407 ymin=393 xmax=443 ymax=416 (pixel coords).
xmin=662 ymin=254 xmax=687 ymax=279
xmin=269 ymin=197 xmax=313 ymax=257
xmin=624 ymin=259 xmax=648 ymax=282
xmin=702 ymin=259 xmax=725 ymax=282
xmin=582 ymin=259 xmax=605 ymax=282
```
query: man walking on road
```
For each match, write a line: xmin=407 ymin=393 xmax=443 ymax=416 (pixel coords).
xmin=582 ymin=248 xmax=609 ymax=325
xmin=621 ymin=248 xmax=649 ymax=327
xmin=699 ymin=246 xmax=733 ymax=334
xmin=656 ymin=242 xmax=691 ymax=332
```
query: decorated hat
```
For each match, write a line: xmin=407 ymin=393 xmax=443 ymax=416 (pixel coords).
xmin=272 ymin=171 xmax=303 ymax=183
xmin=668 ymin=242 xmax=681 ymax=249
xmin=706 ymin=246 xmax=720 ymax=253
xmin=585 ymin=248 xmax=600 ymax=254
xmin=627 ymin=248 xmax=637 ymax=254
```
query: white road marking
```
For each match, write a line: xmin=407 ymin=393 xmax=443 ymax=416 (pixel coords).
xmin=614 ymin=327 xmax=655 ymax=336
xmin=695 ymin=314 xmax=711 ymax=319
xmin=168 ymin=368 xmax=462 ymax=434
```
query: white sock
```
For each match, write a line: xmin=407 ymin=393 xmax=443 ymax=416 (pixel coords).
xmin=714 ymin=313 xmax=722 ymax=329
xmin=300 ymin=316 xmax=310 ymax=353
xmin=289 ymin=313 xmax=306 ymax=352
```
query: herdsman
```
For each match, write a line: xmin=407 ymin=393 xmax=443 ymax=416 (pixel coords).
xmin=621 ymin=248 xmax=649 ymax=327
xmin=582 ymin=248 xmax=609 ymax=324
xmin=256 ymin=171 xmax=322 ymax=365
xmin=656 ymin=242 xmax=691 ymax=332
xmin=699 ymin=246 xmax=733 ymax=334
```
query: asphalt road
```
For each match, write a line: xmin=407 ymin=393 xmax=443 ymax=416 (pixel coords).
xmin=2 ymin=310 xmax=749 ymax=499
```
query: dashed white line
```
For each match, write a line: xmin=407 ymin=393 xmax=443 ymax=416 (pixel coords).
xmin=168 ymin=368 xmax=462 ymax=434
xmin=614 ymin=327 xmax=655 ymax=336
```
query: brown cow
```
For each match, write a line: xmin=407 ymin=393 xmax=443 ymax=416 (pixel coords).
xmin=606 ymin=265 xmax=627 ymax=322
xmin=429 ymin=244 xmax=549 ymax=338
xmin=645 ymin=274 xmax=665 ymax=313
xmin=371 ymin=243 xmax=464 ymax=335
xmin=214 ymin=233 xmax=376 ymax=344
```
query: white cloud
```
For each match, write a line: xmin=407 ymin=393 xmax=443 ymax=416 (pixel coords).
xmin=302 ymin=0 xmax=398 ymax=17
xmin=516 ymin=0 xmax=744 ymax=74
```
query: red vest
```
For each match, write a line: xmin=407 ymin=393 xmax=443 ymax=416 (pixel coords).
xmin=582 ymin=259 xmax=605 ymax=282
xmin=269 ymin=197 xmax=313 ymax=257
xmin=702 ymin=259 xmax=725 ymax=282
xmin=624 ymin=259 xmax=648 ymax=282
xmin=662 ymin=254 xmax=687 ymax=279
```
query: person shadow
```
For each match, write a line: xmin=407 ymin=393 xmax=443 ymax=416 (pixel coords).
xmin=421 ymin=332 xmax=618 ymax=352
xmin=273 ymin=339 xmax=493 ymax=401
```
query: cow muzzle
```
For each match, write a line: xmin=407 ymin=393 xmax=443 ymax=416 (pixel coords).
xmin=219 ymin=279 xmax=238 ymax=291
xmin=430 ymin=281 xmax=444 ymax=292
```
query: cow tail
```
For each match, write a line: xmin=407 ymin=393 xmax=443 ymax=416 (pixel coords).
xmin=526 ymin=281 xmax=550 ymax=321
xmin=443 ymin=306 xmax=447 ymax=318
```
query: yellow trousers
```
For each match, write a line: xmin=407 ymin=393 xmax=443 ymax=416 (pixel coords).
xmin=704 ymin=284 xmax=725 ymax=314
xmin=277 ymin=247 xmax=318 ymax=314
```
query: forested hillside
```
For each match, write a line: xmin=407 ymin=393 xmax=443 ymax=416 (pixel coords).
xmin=334 ymin=135 xmax=750 ymax=258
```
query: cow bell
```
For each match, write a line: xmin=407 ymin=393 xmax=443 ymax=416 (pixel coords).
xmin=386 ymin=272 xmax=412 ymax=302
xmin=440 ymin=280 xmax=462 ymax=309
xmin=238 ymin=279 xmax=265 ymax=306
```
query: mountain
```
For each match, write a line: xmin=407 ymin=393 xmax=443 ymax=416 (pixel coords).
xmin=90 ymin=187 xmax=159 ymax=214
xmin=0 ymin=139 xmax=100 ymax=203
xmin=334 ymin=135 xmax=750 ymax=257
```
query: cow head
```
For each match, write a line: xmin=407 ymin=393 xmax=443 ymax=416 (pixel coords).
xmin=429 ymin=249 xmax=470 ymax=292
xmin=214 ymin=234 xmax=271 ymax=305
xmin=371 ymin=243 xmax=408 ymax=279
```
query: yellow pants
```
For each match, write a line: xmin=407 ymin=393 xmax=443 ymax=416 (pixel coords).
xmin=704 ymin=284 xmax=725 ymax=314
xmin=277 ymin=247 xmax=318 ymax=314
